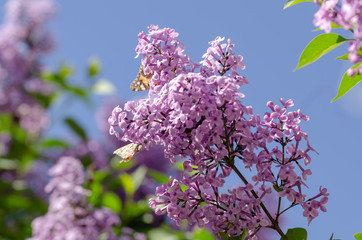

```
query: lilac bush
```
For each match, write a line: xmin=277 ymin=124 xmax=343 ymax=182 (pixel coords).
xmin=29 ymin=156 xmax=120 ymax=240
xmin=314 ymin=0 xmax=362 ymax=76
xmin=109 ymin=26 xmax=329 ymax=239
xmin=0 ymin=0 xmax=55 ymax=137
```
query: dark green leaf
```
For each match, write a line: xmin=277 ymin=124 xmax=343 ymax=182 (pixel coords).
xmin=64 ymin=117 xmax=87 ymax=141
xmin=354 ymin=233 xmax=362 ymax=240
xmin=219 ymin=232 xmax=229 ymax=240
xmin=273 ymin=184 xmax=283 ymax=192
xmin=40 ymin=139 xmax=68 ymax=149
xmin=284 ymin=0 xmax=313 ymax=9
xmin=66 ymin=86 xmax=87 ymax=99
xmin=295 ymin=33 xmax=348 ymax=71
xmin=281 ymin=228 xmax=307 ymax=240
xmin=332 ymin=62 xmax=362 ymax=102
xmin=148 ymin=169 xmax=169 ymax=184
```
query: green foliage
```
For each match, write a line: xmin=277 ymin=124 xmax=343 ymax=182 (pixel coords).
xmin=283 ymin=0 xmax=313 ymax=9
xmin=219 ymin=230 xmax=247 ymax=240
xmin=281 ymin=228 xmax=307 ymax=240
xmin=41 ymin=63 xmax=88 ymax=100
xmin=273 ymin=184 xmax=283 ymax=192
xmin=119 ymin=172 xmax=135 ymax=195
xmin=102 ymin=192 xmax=122 ymax=214
xmin=148 ymin=169 xmax=169 ymax=183
xmin=295 ymin=33 xmax=348 ymax=71
xmin=337 ymin=49 xmax=362 ymax=60
xmin=38 ymin=138 xmax=69 ymax=149
xmin=332 ymin=62 xmax=362 ymax=102
xmin=354 ymin=233 xmax=362 ymax=240
xmin=87 ymin=57 xmax=101 ymax=77
xmin=193 ymin=228 xmax=215 ymax=240
xmin=64 ymin=117 xmax=87 ymax=141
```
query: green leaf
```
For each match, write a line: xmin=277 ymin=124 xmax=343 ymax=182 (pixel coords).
xmin=93 ymin=170 xmax=109 ymax=182
xmin=336 ymin=54 xmax=349 ymax=60
xmin=89 ymin=182 xmax=102 ymax=206
xmin=354 ymin=233 xmax=362 ymax=240
xmin=332 ymin=62 xmax=362 ymax=102
xmin=273 ymin=184 xmax=283 ymax=192
xmin=295 ymin=33 xmax=348 ymax=71
xmin=219 ymin=232 xmax=229 ymax=240
xmin=131 ymin=165 xmax=147 ymax=192
xmin=88 ymin=57 xmax=101 ymax=77
xmin=193 ymin=229 xmax=214 ymax=240
xmin=102 ymin=192 xmax=122 ymax=214
xmin=92 ymin=79 xmax=115 ymax=95
xmin=40 ymin=139 xmax=68 ymax=149
xmin=283 ymin=0 xmax=313 ymax=9
xmin=281 ymin=228 xmax=307 ymax=240
xmin=64 ymin=117 xmax=87 ymax=141
xmin=337 ymin=50 xmax=362 ymax=60
xmin=59 ymin=63 xmax=74 ymax=79
xmin=120 ymin=173 xmax=134 ymax=195
xmin=148 ymin=169 xmax=169 ymax=183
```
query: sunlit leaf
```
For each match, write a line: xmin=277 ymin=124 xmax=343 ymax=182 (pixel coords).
xmin=120 ymin=173 xmax=134 ymax=195
xmin=131 ymin=165 xmax=147 ymax=192
xmin=295 ymin=33 xmax=348 ymax=71
xmin=354 ymin=233 xmax=362 ymax=240
xmin=337 ymin=50 xmax=362 ymax=60
xmin=88 ymin=57 xmax=101 ymax=77
xmin=102 ymin=192 xmax=122 ymax=214
xmin=193 ymin=228 xmax=214 ymax=240
xmin=332 ymin=62 xmax=362 ymax=102
xmin=283 ymin=0 xmax=313 ymax=9
xmin=89 ymin=182 xmax=102 ymax=206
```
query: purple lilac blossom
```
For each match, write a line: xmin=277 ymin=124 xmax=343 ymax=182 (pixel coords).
xmin=0 ymin=0 xmax=55 ymax=136
xmin=29 ymin=156 xmax=120 ymax=240
xmin=109 ymin=26 xmax=329 ymax=238
xmin=314 ymin=0 xmax=362 ymax=75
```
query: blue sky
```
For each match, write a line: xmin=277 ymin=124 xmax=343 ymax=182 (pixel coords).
xmin=5 ymin=0 xmax=362 ymax=239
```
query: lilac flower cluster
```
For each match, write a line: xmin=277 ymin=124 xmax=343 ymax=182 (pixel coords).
xmin=0 ymin=0 xmax=55 ymax=137
xmin=109 ymin=26 xmax=329 ymax=239
xmin=29 ymin=156 xmax=120 ymax=240
xmin=314 ymin=0 xmax=362 ymax=75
